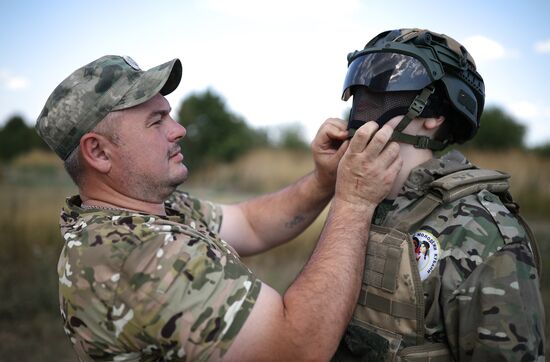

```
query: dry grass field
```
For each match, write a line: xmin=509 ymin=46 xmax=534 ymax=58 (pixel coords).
xmin=0 ymin=148 xmax=548 ymax=361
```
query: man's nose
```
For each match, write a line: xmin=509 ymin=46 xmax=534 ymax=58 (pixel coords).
xmin=168 ymin=117 xmax=186 ymax=141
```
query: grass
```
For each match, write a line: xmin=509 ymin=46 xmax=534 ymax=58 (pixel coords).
xmin=1 ymin=147 xmax=549 ymax=360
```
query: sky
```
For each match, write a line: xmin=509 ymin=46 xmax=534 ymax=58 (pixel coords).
xmin=1 ymin=0 xmax=549 ymax=146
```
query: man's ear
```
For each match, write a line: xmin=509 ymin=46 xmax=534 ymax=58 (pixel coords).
xmin=80 ymin=133 xmax=112 ymax=173
xmin=423 ymin=116 xmax=445 ymax=131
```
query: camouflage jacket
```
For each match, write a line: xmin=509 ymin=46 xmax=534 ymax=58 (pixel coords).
xmin=58 ymin=191 xmax=261 ymax=361
xmin=374 ymin=151 xmax=545 ymax=360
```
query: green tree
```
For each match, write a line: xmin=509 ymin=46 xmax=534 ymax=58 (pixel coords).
xmin=274 ymin=123 xmax=309 ymax=150
xmin=0 ymin=116 xmax=43 ymax=161
xmin=177 ymin=89 xmax=268 ymax=170
xmin=0 ymin=115 xmax=48 ymax=161
xmin=468 ymin=106 xmax=525 ymax=150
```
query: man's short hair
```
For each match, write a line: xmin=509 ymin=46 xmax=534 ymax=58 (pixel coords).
xmin=63 ymin=111 xmax=122 ymax=187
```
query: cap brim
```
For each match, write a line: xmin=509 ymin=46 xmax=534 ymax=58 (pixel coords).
xmin=112 ymin=58 xmax=182 ymax=111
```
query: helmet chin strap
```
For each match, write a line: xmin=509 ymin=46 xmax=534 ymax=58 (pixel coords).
xmin=390 ymin=85 xmax=448 ymax=151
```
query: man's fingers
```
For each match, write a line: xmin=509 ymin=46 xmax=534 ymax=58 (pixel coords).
xmin=326 ymin=123 xmax=349 ymax=141
xmin=363 ymin=124 xmax=394 ymax=159
xmin=320 ymin=123 xmax=348 ymax=145
xmin=384 ymin=146 xmax=403 ymax=177
xmin=336 ymin=139 xmax=350 ymax=158
xmin=375 ymin=140 xmax=401 ymax=169
xmin=313 ymin=119 xmax=348 ymax=148
xmin=349 ymin=121 xmax=378 ymax=154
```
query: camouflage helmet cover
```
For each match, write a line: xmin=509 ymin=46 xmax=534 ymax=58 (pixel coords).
xmin=343 ymin=28 xmax=485 ymax=143
xmin=35 ymin=55 xmax=182 ymax=160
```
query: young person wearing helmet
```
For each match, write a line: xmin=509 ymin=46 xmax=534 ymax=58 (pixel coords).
xmin=333 ymin=29 xmax=545 ymax=361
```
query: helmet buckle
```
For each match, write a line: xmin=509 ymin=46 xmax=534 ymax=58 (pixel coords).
xmin=410 ymin=85 xmax=435 ymax=115
xmin=415 ymin=136 xmax=431 ymax=149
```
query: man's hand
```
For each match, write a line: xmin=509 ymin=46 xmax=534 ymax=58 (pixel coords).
xmin=311 ymin=118 xmax=350 ymax=193
xmin=335 ymin=121 xmax=401 ymax=210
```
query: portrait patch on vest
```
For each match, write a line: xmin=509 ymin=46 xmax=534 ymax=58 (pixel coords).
xmin=412 ymin=231 xmax=440 ymax=281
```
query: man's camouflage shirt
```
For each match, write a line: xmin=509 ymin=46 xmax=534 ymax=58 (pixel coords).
xmin=58 ymin=191 xmax=261 ymax=361
xmin=374 ymin=150 xmax=545 ymax=360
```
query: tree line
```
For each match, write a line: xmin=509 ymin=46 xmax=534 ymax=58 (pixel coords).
xmin=1 ymin=89 xmax=549 ymax=166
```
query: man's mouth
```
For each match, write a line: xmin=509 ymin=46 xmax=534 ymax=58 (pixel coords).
xmin=169 ymin=146 xmax=183 ymax=160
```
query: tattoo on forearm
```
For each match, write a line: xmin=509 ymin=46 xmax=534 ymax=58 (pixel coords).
xmin=285 ymin=215 xmax=305 ymax=229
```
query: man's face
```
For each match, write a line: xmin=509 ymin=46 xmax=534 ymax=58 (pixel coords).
xmin=108 ymin=93 xmax=187 ymax=203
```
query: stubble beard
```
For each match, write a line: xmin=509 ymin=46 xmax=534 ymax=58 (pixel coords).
xmin=119 ymin=159 xmax=188 ymax=204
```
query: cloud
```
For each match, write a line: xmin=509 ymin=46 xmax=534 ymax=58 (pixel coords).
xmin=505 ymin=100 xmax=550 ymax=146
xmin=0 ymin=69 xmax=29 ymax=90
xmin=207 ymin=0 xmax=359 ymax=20
xmin=461 ymin=35 xmax=511 ymax=62
xmin=534 ymin=39 xmax=550 ymax=54
xmin=507 ymin=100 xmax=540 ymax=119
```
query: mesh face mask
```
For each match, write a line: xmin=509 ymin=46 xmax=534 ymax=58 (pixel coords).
xmin=348 ymin=87 xmax=418 ymax=131
xmin=348 ymin=86 xmax=448 ymax=131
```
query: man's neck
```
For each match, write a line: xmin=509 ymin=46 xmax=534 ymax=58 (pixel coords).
xmin=80 ymin=183 xmax=167 ymax=216
xmin=387 ymin=144 xmax=434 ymax=199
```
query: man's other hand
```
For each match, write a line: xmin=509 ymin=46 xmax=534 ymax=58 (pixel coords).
xmin=311 ymin=118 xmax=349 ymax=193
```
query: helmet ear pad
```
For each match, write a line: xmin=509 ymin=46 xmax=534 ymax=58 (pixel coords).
xmin=440 ymin=75 xmax=481 ymax=142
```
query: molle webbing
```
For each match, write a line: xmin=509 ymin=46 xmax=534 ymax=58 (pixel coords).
xmin=361 ymin=225 xmax=426 ymax=345
xmin=363 ymin=227 xmax=404 ymax=292
xmin=358 ymin=290 xmax=417 ymax=320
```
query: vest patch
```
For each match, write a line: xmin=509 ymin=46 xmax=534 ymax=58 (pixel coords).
xmin=412 ymin=231 xmax=440 ymax=281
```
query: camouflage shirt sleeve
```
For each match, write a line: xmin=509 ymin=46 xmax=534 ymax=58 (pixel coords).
xmin=420 ymin=190 xmax=544 ymax=361
xmin=59 ymin=204 xmax=261 ymax=361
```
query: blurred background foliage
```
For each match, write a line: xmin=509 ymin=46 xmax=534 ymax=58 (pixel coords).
xmin=3 ymin=89 xmax=550 ymax=165
xmin=1 ymin=89 xmax=550 ymax=360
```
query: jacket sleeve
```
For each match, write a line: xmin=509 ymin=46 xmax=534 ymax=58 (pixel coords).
xmin=438 ymin=191 xmax=545 ymax=361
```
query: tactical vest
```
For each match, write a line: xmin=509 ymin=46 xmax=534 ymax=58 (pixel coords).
xmin=334 ymin=168 xmax=541 ymax=362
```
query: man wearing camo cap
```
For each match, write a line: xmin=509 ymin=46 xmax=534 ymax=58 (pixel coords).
xmin=332 ymin=28 xmax=544 ymax=361
xmin=36 ymin=55 xmax=402 ymax=360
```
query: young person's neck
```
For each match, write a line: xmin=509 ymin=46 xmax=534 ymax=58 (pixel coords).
xmin=387 ymin=143 xmax=434 ymax=200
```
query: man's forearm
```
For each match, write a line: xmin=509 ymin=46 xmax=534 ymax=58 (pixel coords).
xmin=279 ymin=199 xmax=374 ymax=359
xmin=224 ymin=171 xmax=334 ymax=255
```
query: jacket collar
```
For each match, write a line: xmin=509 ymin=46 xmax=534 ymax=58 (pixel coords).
xmin=382 ymin=150 xmax=474 ymax=226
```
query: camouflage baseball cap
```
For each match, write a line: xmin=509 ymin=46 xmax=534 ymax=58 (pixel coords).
xmin=35 ymin=55 xmax=182 ymax=160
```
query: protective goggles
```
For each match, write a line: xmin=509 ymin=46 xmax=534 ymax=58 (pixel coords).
xmin=342 ymin=52 xmax=433 ymax=101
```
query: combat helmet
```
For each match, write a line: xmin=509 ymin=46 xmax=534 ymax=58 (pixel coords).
xmin=342 ymin=28 xmax=485 ymax=149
